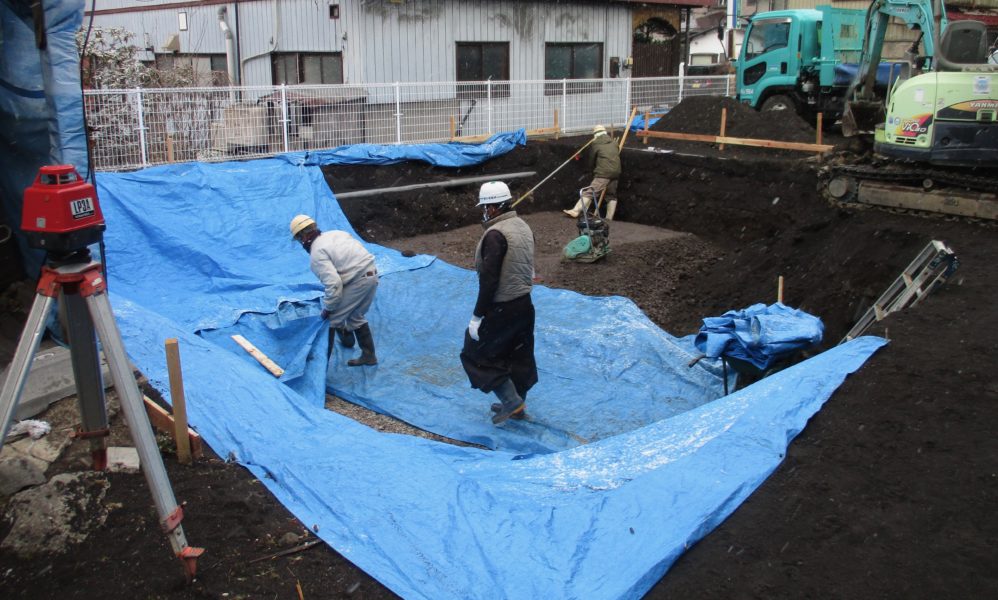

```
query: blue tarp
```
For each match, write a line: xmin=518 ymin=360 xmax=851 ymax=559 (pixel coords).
xmin=93 ymin=140 xmax=886 ymax=599
xmin=834 ymin=62 xmax=908 ymax=87
xmin=0 ymin=0 xmax=88 ymax=276
xmin=695 ymin=303 xmax=824 ymax=371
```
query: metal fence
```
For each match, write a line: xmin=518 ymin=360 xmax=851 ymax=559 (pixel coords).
xmin=84 ymin=75 xmax=733 ymax=172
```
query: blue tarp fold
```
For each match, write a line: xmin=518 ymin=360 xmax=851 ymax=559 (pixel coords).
xmin=695 ymin=302 xmax=824 ymax=371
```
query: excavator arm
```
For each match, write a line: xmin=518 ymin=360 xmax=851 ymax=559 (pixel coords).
xmin=842 ymin=0 xmax=945 ymax=135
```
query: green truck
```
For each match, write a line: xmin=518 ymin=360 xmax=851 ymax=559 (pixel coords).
xmin=735 ymin=5 xmax=878 ymax=123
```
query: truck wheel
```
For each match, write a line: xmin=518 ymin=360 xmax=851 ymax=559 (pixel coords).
xmin=761 ymin=95 xmax=794 ymax=113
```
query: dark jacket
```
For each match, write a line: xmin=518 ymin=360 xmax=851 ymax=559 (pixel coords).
xmin=587 ymin=134 xmax=622 ymax=179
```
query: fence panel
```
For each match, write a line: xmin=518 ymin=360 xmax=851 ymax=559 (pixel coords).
xmin=84 ymin=76 xmax=732 ymax=172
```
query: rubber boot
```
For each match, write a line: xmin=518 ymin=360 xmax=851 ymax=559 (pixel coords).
xmin=337 ymin=327 xmax=356 ymax=348
xmin=347 ymin=323 xmax=377 ymax=366
xmin=605 ymin=199 xmax=618 ymax=221
xmin=491 ymin=402 xmax=527 ymax=420
xmin=563 ymin=196 xmax=590 ymax=218
xmin=491 ymin=379 xmax=526 ymax=424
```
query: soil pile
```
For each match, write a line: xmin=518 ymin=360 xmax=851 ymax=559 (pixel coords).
xmin=651 ymin=95 xmax=816 ymax=143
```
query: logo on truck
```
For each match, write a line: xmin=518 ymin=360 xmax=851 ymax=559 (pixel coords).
xmin=894 ymin=114 xmax=932 ymax=137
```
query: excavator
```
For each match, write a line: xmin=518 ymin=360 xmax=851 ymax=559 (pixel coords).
xmin=823 ymin=0 xmax=998 ymax=220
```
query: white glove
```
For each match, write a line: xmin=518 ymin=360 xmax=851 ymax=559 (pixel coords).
xmin=468 ymin=316 xmax=483 ymax=341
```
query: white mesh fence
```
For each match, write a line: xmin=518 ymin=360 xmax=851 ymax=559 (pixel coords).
xmin=84 ymin=75 xmax=734 ymax=171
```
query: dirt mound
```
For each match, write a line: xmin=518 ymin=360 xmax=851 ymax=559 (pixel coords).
xmin=651 ymin=95 xmax=817 ymax=143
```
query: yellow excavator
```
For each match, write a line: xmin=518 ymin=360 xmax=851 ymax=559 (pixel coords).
xmin=823 ymin=0 xmax=998 ymax=220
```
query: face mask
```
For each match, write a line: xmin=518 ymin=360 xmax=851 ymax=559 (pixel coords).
xmin=481 ymin=205 xmax=492 ymax=223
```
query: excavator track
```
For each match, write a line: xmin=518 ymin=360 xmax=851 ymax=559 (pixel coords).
xmin=819 ymin=162 xmax=998 ymax=223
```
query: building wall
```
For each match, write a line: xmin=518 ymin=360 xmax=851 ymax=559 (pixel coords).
xmin=87 ymin=0 xmax=635 ymax=86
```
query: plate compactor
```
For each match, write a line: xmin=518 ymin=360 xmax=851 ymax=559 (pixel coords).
xmin=563 ymin=187 xmax=611 ymax=263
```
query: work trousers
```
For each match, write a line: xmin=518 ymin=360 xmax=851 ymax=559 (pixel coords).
xmin=327 ymin=271 xmax=379 ymax=332
xmin=583 ymin=177 xmax=618 ymax=206
xmin=460 ymin=294 xmax=538 ymax=397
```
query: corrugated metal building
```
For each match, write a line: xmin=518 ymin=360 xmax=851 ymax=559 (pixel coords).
xmin=84 ymin=0 xmax=711 ymax=87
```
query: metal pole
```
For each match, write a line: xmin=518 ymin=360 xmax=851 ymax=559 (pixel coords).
xmin=280 ymin=84 xmax=289 ymax=152
xmin=561 ymin=79 xmax=568 ymax=132
xmin=512 ymin=138 xmax=595 ymax=208
xmin=0 ymin=294 xmax=54 ymax=442
xmin=337 ymin=171 xmax=537 ymax=199
xmin=624 ymin=77 xmax=632 ymax=126
xmin=395 ymin=82 xmax=402 ymax=144
xmin=134 ymin=89 xmax=148 ymax=167
xmin=487 ymin=79 xmax=493 ymax=135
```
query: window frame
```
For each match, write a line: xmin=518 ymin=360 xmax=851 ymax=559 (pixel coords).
xmin=544 ymin=42 xmax=604 ymax=95
xmin=455 ymin=41 xmax=511 ymax=99
xmin=271 ymin=52 xmax=344 ymax=85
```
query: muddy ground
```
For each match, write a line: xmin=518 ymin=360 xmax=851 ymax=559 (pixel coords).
xmin=2 ymin=97 xmax=997 ymax=598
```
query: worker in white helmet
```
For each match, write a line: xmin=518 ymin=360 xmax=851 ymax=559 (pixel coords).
xmin=460 ymin=181 xmax=537 ymax=424
xmin=564 ymin=124 xmax=622 ymax=220
xmin=289 ymin=215 xmax=378 ymax=366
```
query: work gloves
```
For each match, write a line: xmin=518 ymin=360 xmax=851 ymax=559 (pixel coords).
xmin=468 ymin=315 xmax=483 ymax=341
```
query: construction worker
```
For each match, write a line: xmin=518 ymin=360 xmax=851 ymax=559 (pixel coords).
xmin=290 ymin=215 xmax=378 ymax=366
xmin=563 ymin=124 xmax=622 ymax=220
xmin=460 ymin=181 xmax=538 ymax=425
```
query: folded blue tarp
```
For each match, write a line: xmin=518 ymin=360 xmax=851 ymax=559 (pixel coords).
xmin=695 ymin=303 xmax=824 ymax=372
xmin=94 ymin=139 xmax=886 ymax=599
xmin=833 ymin=62 xmax=908 ymax=87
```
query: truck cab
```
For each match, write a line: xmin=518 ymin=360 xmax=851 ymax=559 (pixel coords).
xmin=737 ymin=6 xmax=866 ymax=122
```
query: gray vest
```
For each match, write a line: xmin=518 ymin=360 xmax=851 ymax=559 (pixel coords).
xmin=475 ymin=211 xmax=534 ymax=303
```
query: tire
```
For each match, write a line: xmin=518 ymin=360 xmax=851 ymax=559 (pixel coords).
xmin=760 ymin=94 xmax=794 ymax=113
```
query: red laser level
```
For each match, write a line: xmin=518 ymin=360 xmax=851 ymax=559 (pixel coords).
xmin=21 ymin=165 xmax=105 ymax=253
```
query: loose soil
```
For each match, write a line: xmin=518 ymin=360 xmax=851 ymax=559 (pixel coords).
xmin=2 ymin=96 xmax=997 ymax=599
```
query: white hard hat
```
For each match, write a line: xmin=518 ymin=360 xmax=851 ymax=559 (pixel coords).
xmin=593 ymin=124 xmax=607 ymax=136
xmin=289 ymin=214 xmax=316 ymax=238
xmin=477 ymin=181 xmax=512 ymax=206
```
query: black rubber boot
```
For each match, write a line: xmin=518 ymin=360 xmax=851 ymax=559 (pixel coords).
xmin=491 ymin=402 xmax=527 ymax=420
xmin=347 ymin=323 xmax=377 ymax=366
xmin=337 ymin=327 xmax=356 ymax=348
xmin=491 ymin=379 xmax=525 ymax=425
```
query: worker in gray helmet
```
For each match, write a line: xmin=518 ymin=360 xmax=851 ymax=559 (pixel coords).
xmin=290 ymin=215 xmax=378 ymax=366
xmin=564 ymin=124 xmax=622 ymax=220
xmin=460 ymin=181 xmax=538 ymax=425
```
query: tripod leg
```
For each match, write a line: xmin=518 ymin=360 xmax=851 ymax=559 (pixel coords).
xmin=61 ymin=289 xmax=109 ymax=470
xmin=0 ymin=293 xmax=55 ymax=443
xmin=85 ymin=290 xmax=202 ymax=576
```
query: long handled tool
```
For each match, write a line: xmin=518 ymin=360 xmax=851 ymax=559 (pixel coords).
xmin=595 ymin=108 xmax=638 ymax=218
xmin=511 ymin=137 xmax=595 ymax=208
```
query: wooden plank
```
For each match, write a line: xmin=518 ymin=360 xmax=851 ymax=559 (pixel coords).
xmin=857 ymin=181 xmax=998 ymax=220
xmin=636 ymin=129 xmax=835 ymax=153
xmin=618 ymin=106 xmax=638 ymax=150
xmin=719 ymin=108 xmax=727 ymax=151
xmin=164 ymin=338 xmax=192 ymax=464
xmin=143 ymin=396 xmax=204 ymax=460
xmin=231 ymin=334 xmax=285 ymax=377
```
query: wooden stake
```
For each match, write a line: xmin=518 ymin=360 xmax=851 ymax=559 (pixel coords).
xmin=231 ymin=334 xmax=285 ymax=377
xmin=778 ymin=276 xmax=785 ymax=304
xmin=553 ymin=108 xmax=560 ymax=139
xmin=449 ymin=116 xmax=455 ymax=140
xmin=719 ymin=108 xmax=728 ymax=151
xmin=816 ymin=113 xmax=823 ymax=146
xmin=143 ymin=396 xmax=204 ymax=459
xmin=643 ymin=112 xmax=650 ymax=145
xmin=618 ymin=106 xmax=638 ymax=151
xmin=166 ymin=135 xmax=175 ymax=163
xmin=164 ymin=338 xmax=192 ymax=464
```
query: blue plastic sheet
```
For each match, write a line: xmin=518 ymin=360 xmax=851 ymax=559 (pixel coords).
xmin=695 ymin=303 xmax=824 ymax=371
xmin=0 ymin=0 xmax=88 ymax=275
xmin=834 ymin=62 xmax=908 ymax=87
xmin=94 ymin=150 xmax=886 ymax=599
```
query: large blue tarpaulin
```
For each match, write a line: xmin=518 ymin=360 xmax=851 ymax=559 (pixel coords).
xmin=92 ymin=143 xmax=886 ymax=599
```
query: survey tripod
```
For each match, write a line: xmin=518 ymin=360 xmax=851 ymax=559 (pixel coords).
xmin=0 ymin=166 xmax=202 ymax=579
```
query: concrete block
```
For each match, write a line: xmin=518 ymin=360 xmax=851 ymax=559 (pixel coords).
xmin=106 ymin=446 xmax=140 ymax=473
xmin=0 ymin=449 xmax=48 ymax=496
xmin=0 ymin=345 xmax=112 ymax=421
xmin=9 ymin=436 xmax=66 ymax=464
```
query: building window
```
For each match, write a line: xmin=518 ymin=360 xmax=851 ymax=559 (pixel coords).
xmin=272 ymin=53 xmax=344 ymax=85
xmin=456 ymin=42 xmax=510 ymax=98
xmin=544 ymin=43 xmax=603 ymax=95
xmin=154 ymin=53 xmax=228 ymax=85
